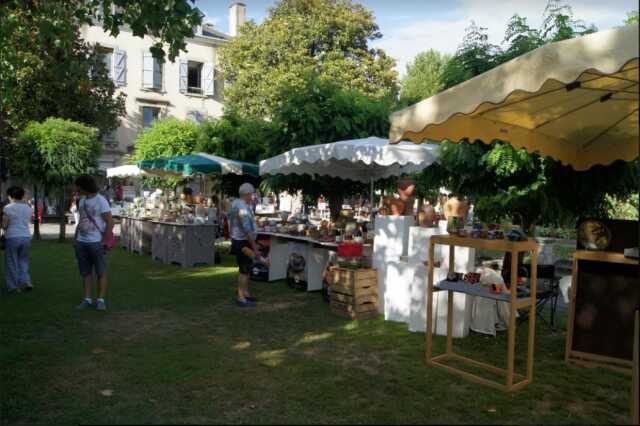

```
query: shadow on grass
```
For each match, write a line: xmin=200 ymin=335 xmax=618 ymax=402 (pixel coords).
xmin=0 ymin=240 xmax=634 ymax=425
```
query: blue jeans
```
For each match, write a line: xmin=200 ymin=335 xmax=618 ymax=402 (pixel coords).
xmin=4 ymin=237 xmax=32 ymax=290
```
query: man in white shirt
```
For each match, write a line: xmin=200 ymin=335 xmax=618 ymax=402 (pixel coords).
xmin=73 ymin=175 xmax=114 ymax=312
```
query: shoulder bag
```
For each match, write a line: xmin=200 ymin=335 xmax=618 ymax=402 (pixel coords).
xmin=83 ymin=203 xmax=117 ymax=250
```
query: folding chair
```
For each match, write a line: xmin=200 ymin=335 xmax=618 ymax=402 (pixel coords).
xmin=516 ymin=264 xmax=560 ymax=331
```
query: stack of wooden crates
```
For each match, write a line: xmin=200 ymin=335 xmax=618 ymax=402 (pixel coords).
xmin=330 ymin=267 xmax=378 ymax=320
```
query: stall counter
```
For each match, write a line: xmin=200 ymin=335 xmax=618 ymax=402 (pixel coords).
xmin=257 ymin=231 xmax=372 ymax=292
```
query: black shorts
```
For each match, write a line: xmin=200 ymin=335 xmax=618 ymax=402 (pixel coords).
xmin=74 ymin=242 xmax=107 ymax=278
xmin=231 ymin=239 xmax=253 ymax=274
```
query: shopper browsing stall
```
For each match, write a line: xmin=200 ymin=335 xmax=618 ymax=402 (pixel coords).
xmin=229 ymin=183 xmax=260 ymax=307
xmin=74 ymin=175 xmax=114 ymax=312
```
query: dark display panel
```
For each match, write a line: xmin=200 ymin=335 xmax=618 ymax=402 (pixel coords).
xmin=572 ymin=260 xmax=639 ymax=360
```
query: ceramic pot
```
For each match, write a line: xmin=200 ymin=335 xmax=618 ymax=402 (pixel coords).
xmin=423 ymin=204 xmax=437 ymax=227
xmin=444 ymin=197 xmax=469 ymax=220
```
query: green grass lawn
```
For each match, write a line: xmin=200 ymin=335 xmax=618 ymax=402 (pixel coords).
xmin=0 ymin=241 xmax=633 ymax=424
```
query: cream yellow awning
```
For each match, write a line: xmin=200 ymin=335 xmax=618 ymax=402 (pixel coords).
xmin=389 ymin=24 xmax=639 ymax=170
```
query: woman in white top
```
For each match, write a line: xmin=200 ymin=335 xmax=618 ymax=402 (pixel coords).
xmin=2 ymin=186 xmax=34 ymax=293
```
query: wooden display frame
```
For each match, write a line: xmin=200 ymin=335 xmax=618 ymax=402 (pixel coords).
xmin=426 ymin=235 xmax=538 ymax=392
xmin=632 ymin=310 xmax=639 ymax=425
xmin=564 ymin=250 xmax=638 ymax=374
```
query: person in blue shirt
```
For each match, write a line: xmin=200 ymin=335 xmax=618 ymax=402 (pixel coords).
xmin=229 ymin=183 xmax=259 ymax=307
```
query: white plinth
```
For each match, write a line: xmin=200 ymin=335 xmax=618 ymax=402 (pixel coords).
xmin=405 ymin=225 xmax=476 ymax=337
xmin=373 ymin=215 xmax=415 ymax=268
xmin=408 ymin=264 xmax=473 ymax=337
xmin=384 ymin=261 xmax=417 ymax=323
xmin=373 ymin=215 xmax=415 ymax=313
xmin=407 ymin=226 xmax=447 ymax=265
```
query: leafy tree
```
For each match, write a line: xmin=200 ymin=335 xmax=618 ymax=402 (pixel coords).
xmin=15 ymin=118 xmax=101 ymax=241
xmin=133 ymin=118 xmax=199 ymax=162
xmin=194 ymin=114 xmax=276 ymax=197
xmin=1 ymin=0 xmax=202 ymax=194
xmin=400 ymin=50 xmax=451 ymax=104
xmin=432 ymin=141 xmax=638 ymax=231
xmin=539 ymin=0 xmax=597 ymax=42
xmin=441 ymin=21 xmax=502 ymax=90
xmin=218 ymin=0 xmax=398 ymax=118
xmin=416 ymin=0 xmax=637 ymax=232
xmin=132 ymin=118 xmax=200 ymax=190
xmin=263 ymin=77 xmax=393 ymax=220
xmin=195 ymin=114 xmax=274 ymax=164
xmin=624 ymin=11 xmax=639 ymax=24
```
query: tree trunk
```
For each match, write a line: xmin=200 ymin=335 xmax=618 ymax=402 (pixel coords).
xmin=58 ymin=189 xmax=66 ymax=242
xmin=33 ymin=184 xmax=41 ymax=240
xmin=327 ymin=193 xmax=343 ymax=223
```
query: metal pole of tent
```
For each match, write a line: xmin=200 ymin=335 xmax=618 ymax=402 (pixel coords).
xmin=370 ymin=178 xmax=374 ymax=210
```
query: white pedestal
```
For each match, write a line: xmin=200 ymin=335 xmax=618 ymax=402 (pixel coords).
xmin=407 ymin=226 xmax=447 ymax=265
xmin=408 ymin=265 xmax=473 ymax=337
xmin=373 ymin=215 xmax=415 ymax=313
xmin=384 ymin=261 xmax=417 ymax=323
xmin=405 ymin=224 xmax=475 ymax=337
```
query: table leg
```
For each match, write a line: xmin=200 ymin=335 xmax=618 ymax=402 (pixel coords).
xmin=426 ymin=240 xmax=435 ymax=363
xmin=564 ymin=256 xmax=579 ymax=363
xmin=527 ymin=251 xmax=537 ymax=382
xmin=446 ymin=244 xmax=455 ymax=354
xmin=506 ymin=250 xmax=518 ymax=389
xmin=446 ymin=290 xmax=454 ymax=354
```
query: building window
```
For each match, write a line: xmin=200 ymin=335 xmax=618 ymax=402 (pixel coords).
xmin=95 ymin=47 xmax=113 ymax=79
xmin=187 ymin=110 xmax=204 ymax=123
xmin=143 ymin=52 xmax=163 ymax=91
xmin=187 ymin=61 xmax=203 ymax=94
xmin=142 ymin=106 xmax=160 ymax=129
xmin=101 ymin=130 xmax=117 ymax=148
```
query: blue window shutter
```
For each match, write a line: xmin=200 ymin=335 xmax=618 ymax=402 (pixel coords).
xmin=179 ymin=59 xmax=188 ymax=93
xmin=142 ymin=51 xmax=154 ymax=89
xmin=114 ymin=48 xmax=126 ymax=86
xmin=203 ymin=62 xmax=214 ymax=96
xmin=142 ymin=107 xmax=152 ymax=129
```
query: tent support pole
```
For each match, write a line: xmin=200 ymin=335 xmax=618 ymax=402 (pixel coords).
xmin=370 ymin=178 xmax=374 ymax=209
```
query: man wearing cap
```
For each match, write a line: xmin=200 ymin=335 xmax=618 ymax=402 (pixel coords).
xmin=229 ymin=183 xmax=259 ymax=307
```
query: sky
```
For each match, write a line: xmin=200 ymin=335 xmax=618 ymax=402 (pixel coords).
xmin=197 ymin=0 xmax=637 ymax=76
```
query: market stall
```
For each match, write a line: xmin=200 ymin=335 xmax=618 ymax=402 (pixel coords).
xmin=119 ymin=194 xmax=218 ymax=266
xmin=106 ymin=165 xmax=149 ymax=215
xmin=138 ymin=153 xmax=259 ymax=178
xmin=116 ymin=154 xmax=261 ymax=267
xmin=388 ymin=24 xmax=639 ymax=390
xmin=259 ymin=136 xmax=442 ymax=305
xmin=389 ymin=24 xmax=639 ymax=169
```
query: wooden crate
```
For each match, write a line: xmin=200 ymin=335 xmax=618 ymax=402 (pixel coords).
xmin=330 ymin=267 xmax=378 ymax=320
xmin=330 ymin=267 xmax=377 ymax=297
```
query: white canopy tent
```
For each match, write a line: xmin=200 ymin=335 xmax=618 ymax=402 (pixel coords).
xmin=106 ymin=165 xmax=147 ymax=178
xmin=259 ymin=136 xmax=440 ymax=203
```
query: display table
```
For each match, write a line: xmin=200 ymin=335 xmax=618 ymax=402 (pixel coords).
xmin=565 ymin=250 xmax=639 ymax=373
xmin=151 ymin=221 xmax=168 ymax=263
xmin=120 ymin=217 xmax=131 ymax=250
xmin=257 ymin=232 xmax=372 ymax=292
xmin=426 ymin=235 xmax=538 ymax=392
xmin=152 ymin=221 xmax=216 ymax=268
xmin=130 ymin=218 xmax=153 ymax=255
